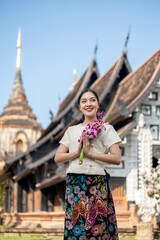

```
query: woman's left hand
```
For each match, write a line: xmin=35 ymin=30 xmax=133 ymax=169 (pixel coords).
xmin=82 ymin=132 xmax=91 ymax=158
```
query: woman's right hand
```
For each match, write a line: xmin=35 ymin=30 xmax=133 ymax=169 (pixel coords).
xmin=77 ymin=136 xmax=83 ymax=156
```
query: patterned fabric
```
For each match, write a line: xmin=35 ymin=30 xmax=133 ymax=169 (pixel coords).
xmin=64 ymin=174 xmax=119 ymax=240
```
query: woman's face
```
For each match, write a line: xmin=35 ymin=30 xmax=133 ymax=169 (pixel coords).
xmin=79 ymin=91 xmax=99 ymax=119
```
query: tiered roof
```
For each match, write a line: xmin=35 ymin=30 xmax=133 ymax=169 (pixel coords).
xmin=104 ymin=48 xmax=160 ymax=125
xmin=41 ymin=58 xmax=100 ymax=138
xmin=0 ymin=29 xmax=42 ymax=131
xmin=4 ymin=57 xmax=100 ymax=171
xmin=4 ymin=41 xmax=160 ymax=188
xmin=91 ymin=52 xmax=131 ymax=99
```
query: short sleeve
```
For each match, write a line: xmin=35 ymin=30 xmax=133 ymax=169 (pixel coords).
xmin=59 ymin=128 xmax=70 ymax=148
xmin=102 ymin=124 xmax=122 ymax=149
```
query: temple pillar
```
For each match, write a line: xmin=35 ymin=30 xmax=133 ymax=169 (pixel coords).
xmin=13 ymin=182 xmax=18 ymax=213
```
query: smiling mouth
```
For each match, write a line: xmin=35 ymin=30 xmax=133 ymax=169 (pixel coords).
xmin=85 ymin=108 xmax=94 ymax=111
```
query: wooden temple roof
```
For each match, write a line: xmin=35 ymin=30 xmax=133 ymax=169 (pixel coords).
xmin=11 ymin=149 xmax=57 ymax=181
xmin=91 ymin=52 xmax=132 ymax=99
xmin=4 ymin=52 xmax=132 ymax=180
xmin=4 ymin=47 xmax=160 ymax=188
xmin=117 ymin=120 xmax=137 ymax=139
xmin=41 ymin=58 xmax=100 ymax=138
xmin=35 ymin=175 xmax=62 ymax=189
xmin=56 ymin=68 xmax=89 ymax=115
xmin=104 ymin=48 xmax=160 ymax=125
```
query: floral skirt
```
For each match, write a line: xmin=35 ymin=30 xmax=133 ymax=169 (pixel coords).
xmin=64 ymin=173 xmax=119 ymax=240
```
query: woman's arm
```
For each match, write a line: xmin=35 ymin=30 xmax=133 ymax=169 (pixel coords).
xmin=82 ymin=132 xmax=121 ymax=165
xmin=55 ymin=140 xmax=83 ymax=164
xmin=86 ymin=143 xmax=121 ymax=165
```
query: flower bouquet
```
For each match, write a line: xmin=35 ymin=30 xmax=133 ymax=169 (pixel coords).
xmin=78 ymin=111 xmax=106 ymax=165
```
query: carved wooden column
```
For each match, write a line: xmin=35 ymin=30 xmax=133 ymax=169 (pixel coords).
xmin=14 ymin=182 xmax=18 ymax=213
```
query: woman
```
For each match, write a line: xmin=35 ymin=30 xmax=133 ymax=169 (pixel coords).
xmin=55 ymin=89 xmax=122 ymax=240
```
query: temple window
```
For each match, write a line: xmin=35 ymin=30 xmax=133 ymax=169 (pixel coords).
xmin=148 ymin=92 xmax=158 ymax=101
xmin=141 ymin=104 xmax=151 ymax=116
xmin=156 ymin=106 xmax=160 ymax=116
xmin=150 ymin=125 xmax=159 ymax=140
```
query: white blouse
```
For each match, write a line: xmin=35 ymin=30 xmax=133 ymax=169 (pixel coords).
xmin=59 ymin=123 xmax=122 ymax=175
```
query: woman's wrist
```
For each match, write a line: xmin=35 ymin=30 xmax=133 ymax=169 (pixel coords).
xmin=74 ymin=151 xmax=80 ymax=159
xmin=85 ymin=151 xmax=93 ymax=159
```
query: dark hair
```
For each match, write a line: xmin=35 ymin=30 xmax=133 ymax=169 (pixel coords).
xmin=78 ymin=88 xmax=99 ymax=105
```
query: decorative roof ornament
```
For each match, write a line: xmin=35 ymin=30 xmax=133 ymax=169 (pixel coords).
xmin=58 ymin=94 xmax=63 ymax=104
xmin=138 ymin=113 xmax=145 ymax=128
xmin=70 ymin=69 xmax=78 ymax=91
xmin=73 ymin=68 xmax=77 ymax=76
xmin=136 ymin=124 xmax=158 ymax=223
xmin=123 ymin=26 xmax=131 ymax=55
xmin=49 ymin=109 xmax=54 ymax=121
xmin=93 ymin=40 xmax=98 ymax=61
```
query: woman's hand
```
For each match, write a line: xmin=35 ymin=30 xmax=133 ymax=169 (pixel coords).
xmin=82 ymin=132 xmax=91 ymax=158
xmin=77 ymin=136 xmax=83 ymax=156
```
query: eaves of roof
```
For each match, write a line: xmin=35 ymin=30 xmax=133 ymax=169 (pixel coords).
xmin=11 ymin=149 xmax=57 ymax=181
xmin=41 ymin=60 xmax=99 ymax=138
xmin=35 ymin=175 xmax=63 ymax=189
xmin=117 ymin=121 xmax=137 ymax=139
xmin=27 ymin=149 xmax=56 ymax=170
xmin=5 ymin=122 xmax=64 ymax=165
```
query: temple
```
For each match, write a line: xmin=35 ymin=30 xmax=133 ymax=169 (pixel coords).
xmin=0 ymin=30 xmax=160 ymax=233
xmin=0 ymin=28 xmax=42 ymax=209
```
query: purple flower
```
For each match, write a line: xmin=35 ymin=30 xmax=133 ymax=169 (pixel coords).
xmin=96 ymin=109 xmax=104 ymax=118
xmin=78 ymin=119 xmax=106 ymax=143
xmin=78 ymin=113 xmax=106 ymax=164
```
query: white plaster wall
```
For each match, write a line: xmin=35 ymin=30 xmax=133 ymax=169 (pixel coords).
xmin=141 ymin=83 xmax=160 ymax=144
xmin=105 ymin=81 xmax=160 ymax=202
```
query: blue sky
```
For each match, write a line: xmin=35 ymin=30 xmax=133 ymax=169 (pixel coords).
xmin=0 ymin=0 xmax=160 ymax=129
